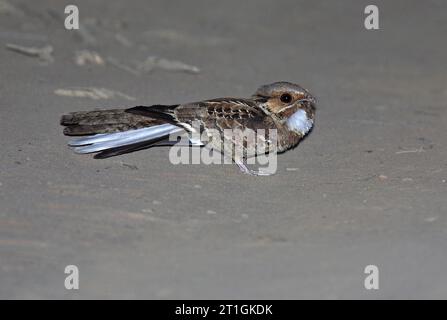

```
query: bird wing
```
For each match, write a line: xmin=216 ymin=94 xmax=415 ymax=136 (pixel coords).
xmin=126 ymin=98 xmax=276 ymax=132
xmin=126 ymin=98 xmax=279 ymax=157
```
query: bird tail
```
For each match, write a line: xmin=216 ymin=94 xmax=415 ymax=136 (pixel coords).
xmin=61 ymin=108 xmax=166 ymax=136
xmin=60 ymin=107 xmax=183 ymax=158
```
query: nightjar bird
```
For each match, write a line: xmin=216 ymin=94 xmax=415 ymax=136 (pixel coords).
xmin=60 ymin=82 xmax=316 ymax=175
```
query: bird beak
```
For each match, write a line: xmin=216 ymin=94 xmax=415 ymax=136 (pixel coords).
xmin=297 ymin=95 xmax=316 ymax=114
xmin=298 ymin=96 xmax=316 ymax=106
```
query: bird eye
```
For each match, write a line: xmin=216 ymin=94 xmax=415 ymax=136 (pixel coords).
xmin=280 ymin=93 xmax=292 ymax=103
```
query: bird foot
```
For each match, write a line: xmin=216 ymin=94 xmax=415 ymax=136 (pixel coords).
xmin=235 ymin=160 xmax=273 ymax=176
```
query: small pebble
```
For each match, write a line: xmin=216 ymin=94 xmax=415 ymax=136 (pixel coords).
xmin=402 ymin=178 xmax=413 ymax=182
xmin=241 ymin=214 xmax=249 ymax=219
xmin=193 ymin=184 xmax=202 ymax=189
xmin=378 ymin=175 xmax=388 ymax=181
xmin=424 ymin=217 xmax=438 ymax=223
xmin=152 ymin=200 xmax=161 ymax=205
xmin=75 ymin=50 xmax=105 ymax=66
xmin=142 ymin=208 xmax=153 ymax=213
xmin=206 ymin=210 xmax=217 ymax=215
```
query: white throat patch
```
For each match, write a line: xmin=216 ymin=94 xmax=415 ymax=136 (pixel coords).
xmin=286 ymin=109 xmax=313 ymax=135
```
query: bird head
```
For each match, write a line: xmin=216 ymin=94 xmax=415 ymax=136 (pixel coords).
xmin=252 ymin=81 xmax=316 ymax=135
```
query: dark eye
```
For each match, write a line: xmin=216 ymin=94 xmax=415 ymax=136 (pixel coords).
xmin=280 ymin=93 xmax=292 ymax=103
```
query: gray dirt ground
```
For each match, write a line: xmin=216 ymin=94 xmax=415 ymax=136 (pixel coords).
xmin=1 ymin=0 xmax=447 ymax=299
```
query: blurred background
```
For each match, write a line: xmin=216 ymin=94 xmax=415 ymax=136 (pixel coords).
xmin=1 ymin=0 xmax=446 ymax=298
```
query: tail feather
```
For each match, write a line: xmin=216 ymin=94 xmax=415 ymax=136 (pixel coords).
xmin=93 ymin=138 xmax=169 ymax=159
xmin=68 ymin=126 xmax=167 ymax=147
xmin=61 ymin=109 xmax=135 ymax=125
xmin=63 ymin=124 xmax=130 ymax=136
xmin=61 ymin=105 xmax=186 ymax=158
xmin=126 ymin=105 xmax=178 ymax=123
xmin=93 ymin=133 xmax=204 ymax=159
xmin=61 ymin=108 xmax=165 ymax=136
xmin=71 ymin=124 xmax=183 ymax=154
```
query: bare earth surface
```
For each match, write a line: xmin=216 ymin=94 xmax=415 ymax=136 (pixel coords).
xmin=1 ymin=0 xmax=446 ymax=299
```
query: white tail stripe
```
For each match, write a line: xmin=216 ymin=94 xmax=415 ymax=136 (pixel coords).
xmin=68 ymin=124 xmax=176 ymax=146
xmin=71 ymin=124 xmax=182 ymax=154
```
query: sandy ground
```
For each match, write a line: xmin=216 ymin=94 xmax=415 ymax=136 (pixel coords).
xmin=1 ymin=0 xmax=446 ymax=299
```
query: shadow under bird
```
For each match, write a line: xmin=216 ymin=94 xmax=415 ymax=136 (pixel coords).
xmin=60 ymin=82 xmax=316 ymax=175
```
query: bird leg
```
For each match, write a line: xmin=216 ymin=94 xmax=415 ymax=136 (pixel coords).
xmin=234 ymin=159 xmax=273 ymax=176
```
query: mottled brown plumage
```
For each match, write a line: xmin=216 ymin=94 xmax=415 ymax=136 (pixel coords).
xmin=61 ymin=82 xmax=316 ymax=175
xmin=60 ymin=108 xmax=166 ymax=135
